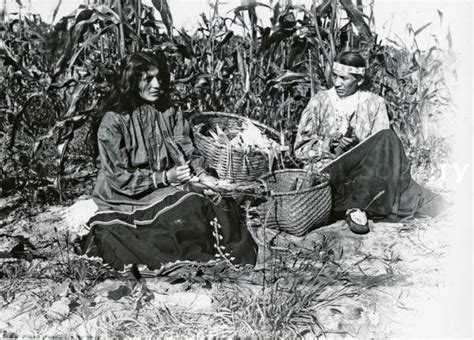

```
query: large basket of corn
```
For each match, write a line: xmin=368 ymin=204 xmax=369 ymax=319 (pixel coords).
xmin=190 ymin=112 xmax=284 ymax=182
xmin=256 ymin=169 xmax=332 ymax=236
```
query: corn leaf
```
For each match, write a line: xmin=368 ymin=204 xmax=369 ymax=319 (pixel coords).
xmin=437 ymin=9 xmax=443 ymax=26
xmin=151 ymin=0 xmax=173 ymax=37
xmin=51 ymin=0 xmax=62 ymax=23
xmin=446 ymin=28 xmax=452 ymax=49
xmin=271 ymin=2 xmax=280 ymax=26
xmin=67 ymin=24 xmax=114 ymax=71
xmin=339 ymin=0 xmax=372 ymax=41
xmin=230 ymin=2 xmax=271 ymax=14
xmin=414 ymin=22 xmax=431 ymax=36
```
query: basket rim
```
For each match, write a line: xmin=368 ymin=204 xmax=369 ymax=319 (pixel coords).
xmin=189 ymin=111 xmax=281 ymax=139
xmin=260 ymin=168 xmax=330 ymax=197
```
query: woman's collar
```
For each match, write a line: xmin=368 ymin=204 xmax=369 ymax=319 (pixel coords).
xmin=328 ymin=87 xmax=361 ymax=102
xmin=327 ymin=87 xmax=364 ymax=115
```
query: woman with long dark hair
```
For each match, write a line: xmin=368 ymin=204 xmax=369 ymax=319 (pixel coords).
xmin=295 ymin=51 xmax=447 ymax=231
xmin=82 ymin=52 xmax=256 ymax=270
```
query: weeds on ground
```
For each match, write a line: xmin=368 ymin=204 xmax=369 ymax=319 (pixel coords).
xmin=1 ymin=224 xmax=364 ymax=337
xmin=88 ymin=233 xmax=363 ymax=337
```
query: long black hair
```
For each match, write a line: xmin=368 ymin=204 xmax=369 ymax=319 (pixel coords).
xmin=89 ymin=51 xmax=172 ymax=158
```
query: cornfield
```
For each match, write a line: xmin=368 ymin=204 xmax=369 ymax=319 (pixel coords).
xmin=0 ymin=0 xmax=454 ymax=204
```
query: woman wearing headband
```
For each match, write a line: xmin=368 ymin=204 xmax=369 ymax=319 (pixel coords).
xmin=294 ymin=51 xmax=447 ymax=228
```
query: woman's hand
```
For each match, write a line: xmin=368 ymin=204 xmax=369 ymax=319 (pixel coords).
xmin=338 ymin=136 xmax=358 ymax=150
xmin=334 ymin=136 xmax=359 ymax=156
xmin=196 ymin=173 xmax=219 ymax=198
xmin=329 ymin=133 xmax=343 ymax=152
xmin=198 ymin=173 xmax=219 ymax=188
xmin=166 ymin=163 xmax=193 ymax=184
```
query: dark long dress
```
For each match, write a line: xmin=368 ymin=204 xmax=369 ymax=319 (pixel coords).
xmin=82 ymin=104 xmax=256 ymax=270
xmin=323 ymin=129 xmax=447 ymax=219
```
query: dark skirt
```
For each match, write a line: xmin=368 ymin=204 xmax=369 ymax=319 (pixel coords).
xmin=323 ymin=129 xmax=447 ymax=219
xmin=82 ymin=189 xmax=257 ymax=270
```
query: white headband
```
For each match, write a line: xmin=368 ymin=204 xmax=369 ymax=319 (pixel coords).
xmin=333 ymin=62 xmax=366 ymax=75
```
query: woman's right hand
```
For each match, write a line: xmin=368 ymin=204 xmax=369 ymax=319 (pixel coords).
xmin=338 ymin=136 xmax=357 ymax=150
xmin=329 ymin=133 xmax=343 ymax=152
xmin=334 ymin=137 xmax=358 ymax=156
xmin=166 ymin=163 xmax=193 ymax=184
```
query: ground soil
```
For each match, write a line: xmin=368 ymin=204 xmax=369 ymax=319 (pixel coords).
xmin=0 ymin=183 xmax=466 ymax=337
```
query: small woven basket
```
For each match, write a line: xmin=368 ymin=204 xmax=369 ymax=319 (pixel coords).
xmin=256 ymin=169 xmax=332 ymax=236
xmin=190 ymin=112 xmax=281 ymax=182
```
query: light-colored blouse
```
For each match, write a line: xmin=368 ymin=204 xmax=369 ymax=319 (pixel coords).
xmin=294 ymin=87 xmax=389 ymax=164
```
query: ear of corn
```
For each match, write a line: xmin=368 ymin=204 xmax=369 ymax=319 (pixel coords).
xmin=207 ymin=119 xmax=284 ymax=174
xmin=164 ymin=136 xmax=187 ymax=165
xmin=208 ymin=120 xmax=282 ymax=153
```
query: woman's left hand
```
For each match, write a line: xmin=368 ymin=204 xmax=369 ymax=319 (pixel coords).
xmin=198 ymin=174 xmax=219 ymax=198
xmin=198 ymin=173 xmax=219 ymax=188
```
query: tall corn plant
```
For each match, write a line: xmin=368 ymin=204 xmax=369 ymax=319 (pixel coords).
xmin=361 ymin=15 xmax=454 ymax=164
xmin=0 ymin=0 xmax=453 ymax=202
xmin=0 ymin=14 xmax=66 ymax=200
xmin=172 ymin=0 xmax=376 ymax=146
xmin=0 ymin=0 xmax=170 ymax=202
xmin=173 ymin=0 xmax=451 ymax=163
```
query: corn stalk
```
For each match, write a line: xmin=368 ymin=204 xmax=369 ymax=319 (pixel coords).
xmin=0 ymin=0 xmax=454 ymax=203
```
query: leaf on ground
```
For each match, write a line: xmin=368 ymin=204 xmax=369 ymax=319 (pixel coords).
xmin=107 ymin=285 xmax=132 ymax=301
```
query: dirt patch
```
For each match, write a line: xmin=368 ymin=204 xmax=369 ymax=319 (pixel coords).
xmin=0 ymin=196 xmax=460 ymax=337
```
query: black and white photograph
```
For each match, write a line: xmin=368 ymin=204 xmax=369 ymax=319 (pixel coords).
xmin=0 ymin=0 xmax=472 ymax=337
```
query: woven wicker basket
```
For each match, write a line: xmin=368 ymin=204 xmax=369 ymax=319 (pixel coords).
xmin=256 ymin=169 xmax=332 ymax=236
xmin=190 ymin=112 xmax=281 ymax=182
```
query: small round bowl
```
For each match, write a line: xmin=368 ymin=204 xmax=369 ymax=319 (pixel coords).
xmin=345 ymin=208 xmax=370 ymax=235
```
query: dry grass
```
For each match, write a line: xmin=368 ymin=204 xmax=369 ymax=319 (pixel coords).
xmin=0 ymin=214 xmax=365 ymax=337
xmin=0 ymin=192 xmax=457 ymax=338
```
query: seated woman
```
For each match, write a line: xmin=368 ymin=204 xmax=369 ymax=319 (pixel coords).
xmin=294 ymin=51 xmax=447 ymax=224
xmin=82 ymin=51 xmax=256 ymax=270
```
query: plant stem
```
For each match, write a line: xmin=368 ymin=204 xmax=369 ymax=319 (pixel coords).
xmin=328 ymin=0 xmax=337 ymax=60
xmin=136 ymin=0 xmax=142 ymax=52
xmin=115 ymin=0 xmax=126 ymax=59
xmin=312 ymin=6 xmax=332 ymax=83
xmin=309 ymin=50 xmax=314 ymax=96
